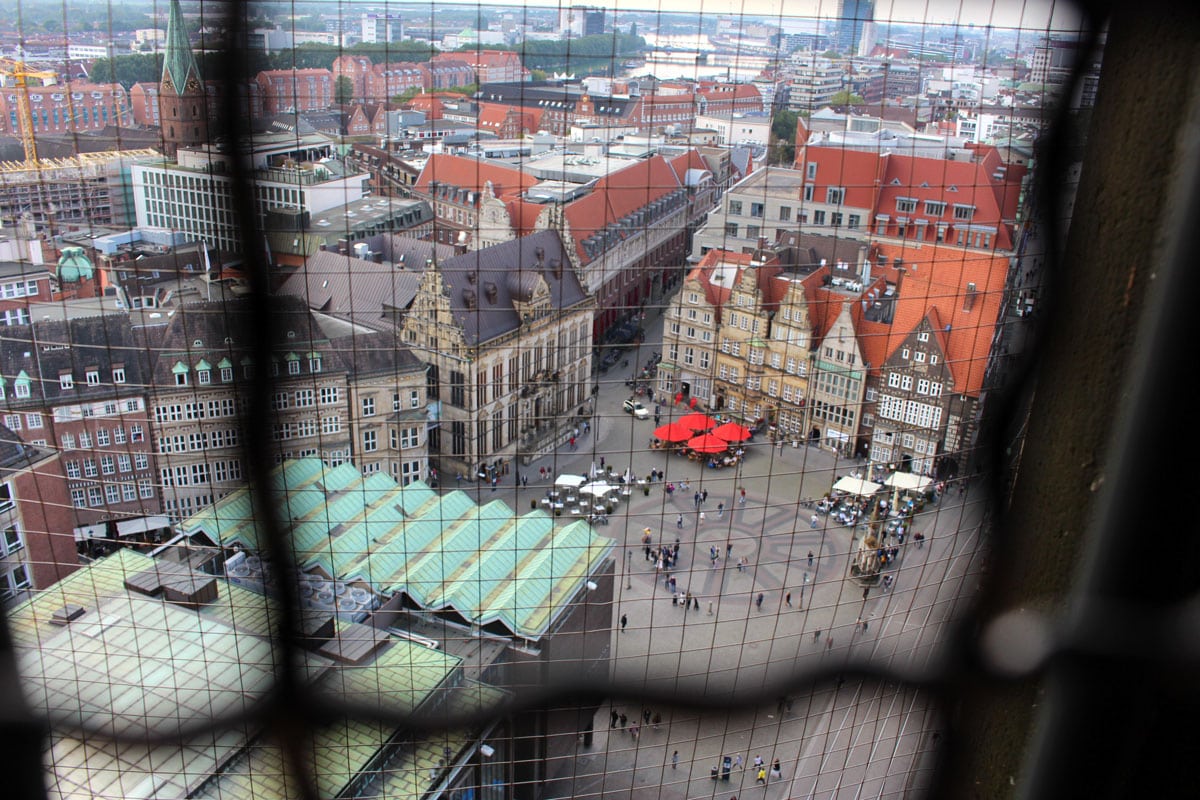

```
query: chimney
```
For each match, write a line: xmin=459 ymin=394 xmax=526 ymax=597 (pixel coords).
xmin=484 ymin=281 xmax=498 ymax=303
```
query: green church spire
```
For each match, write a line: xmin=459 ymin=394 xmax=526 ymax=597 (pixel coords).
xmin=162 ymin=0 xmax=202 ymax=96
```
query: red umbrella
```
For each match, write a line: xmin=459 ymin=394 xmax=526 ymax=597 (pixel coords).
xmin=678 ymin=412 xmax=715 ymax=431
xmin=654 ymin=421 xmax=693 ymax=442
xmin=712 ymin=421 xmax=752 ymax=442
xmin=687 ymin=433 xmax=729 ymax=454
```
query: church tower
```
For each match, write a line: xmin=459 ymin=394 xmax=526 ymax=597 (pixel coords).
xmin=159 ymin=0 xmax=208 ymax=156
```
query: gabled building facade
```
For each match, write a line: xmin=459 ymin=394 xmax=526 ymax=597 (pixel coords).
xmin=659 ymin=249 xmax=814 ymax=435
xmin=399 ymin=230 xmax=593 ymax=477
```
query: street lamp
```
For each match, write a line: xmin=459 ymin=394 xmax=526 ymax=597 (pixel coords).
xmin=799 ymin=571 xmax=809 ymax=609
xmin=626 ymin=549 xmax=632 ymax=589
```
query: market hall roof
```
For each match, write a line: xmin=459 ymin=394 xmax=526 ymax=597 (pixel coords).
xmin=7 ymin=548 xmax=464 ymax=800
xmin=182 ymin=457 xmax=615 ymax=642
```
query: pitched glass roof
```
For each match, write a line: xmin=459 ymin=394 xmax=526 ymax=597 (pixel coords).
xmin=183 ymin=458 xmax=615 ymax=641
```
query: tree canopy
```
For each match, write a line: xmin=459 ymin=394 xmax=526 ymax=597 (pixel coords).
xmin=769 ymin=109 xmax=799 ymax=166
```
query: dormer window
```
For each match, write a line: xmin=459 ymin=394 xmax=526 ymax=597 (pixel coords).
xmin=60 ymin=372 xmax=74 ymax=390
xmin=309 ymin=353 xmax=322 ymax=373
xmin=112 ymin=366 xmax=126 ymax=384
xmin=86 ymin=368 xmax=100 ymax=386
xmin=286 ymin=354 xmax=301 ymax=375
xmin=172 ymin=361 xmax=189 ymax=386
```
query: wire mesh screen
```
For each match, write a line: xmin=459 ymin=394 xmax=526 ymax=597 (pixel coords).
xmin=5 ymin=0 xmax=1192 ymax=798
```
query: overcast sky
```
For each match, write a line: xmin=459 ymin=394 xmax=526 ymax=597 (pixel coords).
xmin=416 ymin=0 xmax=1086 ymax=33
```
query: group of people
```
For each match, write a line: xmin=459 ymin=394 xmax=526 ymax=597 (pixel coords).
xmin=609 ymin=707 xmax=663 ymax=740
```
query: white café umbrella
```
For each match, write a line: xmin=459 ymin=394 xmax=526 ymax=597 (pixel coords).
xmin=883 ymin=472 xmax=932 ymax=493
xmin=555 ymin=474 xmax=587 ymax=489
xmin=832 ymin=475 xmax=882 ymax=496
xmin=579 ymin=481 xmax=615 ymax=497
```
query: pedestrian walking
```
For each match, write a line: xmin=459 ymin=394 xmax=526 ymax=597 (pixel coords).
xmin=677 ymin=513 xmax=684 ymax=528
xmin=726 ymin=541 xmax=733 ymax=557
xmin=630 ymin=723 xmax=639 ymax=739
xmin=753 ymin=755 xmax=764 ymax=769
xmin=810 ymin=513 xmax=818 ymax=529
xmin=693 ymin=596 xmax=699 ymax=610
xmin=611 ymin=709 xmax=619 ymax=728
xmin=756 ymin=768 xmax=767 ymax=785
xmin=619 ymin=713 xmax=627 ymax=728
xmin=807 ymin=550 xmax=814 ymax=567
xmin=491 ymin=476 xmax=498 ymax=491
xmin=755 ymin=592 xmax=764 ymax=610
xmin=699 ymin=511 xmax=706 ymax=524
xmin=785 ymin=592 xmax=792 ymax=607
xmin=654 ymin=414 xmax=661 ymax=425
xmin=653 ymin=711 xmax=661 ymax=730
xmin=814 ymin=629 xmax=821 ymax=641
xmin=739 ymin=487 xmax=746 ymax=505
xmin=694 ymin=491 xmax=701 ymax=508
xmin=826 ymin=636 xmax=833 ymax=650
xmin=521 ymin=474 xmax=528 ymax=487
xmin=702 ymin=489 xmax=709 ymax=504
xmin=569 ymin=436 xmax=576 ymax=451
xmin=771 ymin=758 xmax=781 ymax=779
xmin=707 ymin=600 xmax=714 ymax=615
xmin=643 ymin=708 xmax=651 ymax=725
xmin=620 ymin=613 xmax=627 ymax=632
xmin=734 ymin=754 xmax=743 ymax=770
xmin=672 ymin=750 xmax=679 ymax=769
xmin=915 ymin=532 xmax=925 ymax=548
xmin=717 ymin=502 xmax=725 ymax=518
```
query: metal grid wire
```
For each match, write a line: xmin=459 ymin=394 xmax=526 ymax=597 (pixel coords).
xmin=0 ymin=0 xmax=1196 ymax=798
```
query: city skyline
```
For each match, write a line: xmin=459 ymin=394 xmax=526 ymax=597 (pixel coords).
xmin=297 ymin=0 xmax=1086 ymax=32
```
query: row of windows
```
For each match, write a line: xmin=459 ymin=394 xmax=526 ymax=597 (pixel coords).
xmin=156 ymin=429 xmax=241 ymax=453
xmin=271 ymin=419 xmax=326 ymax=441
xmin=160 ymin=460 xmax=243 ymax=487
xmin=811 ymin=399 xmax=856 ymax=428
xmin=156 ymin=401 xmax=232 ymax=423
xmin=65 ymin=452 xmax=150 ymax=477
xmin=886 ymin=372 xmax=944 ymax=396
xmin=70 ymin=480 xmax=156 ymax=508
xmin=877 ymin=395 xmax=944 ymax=429
xmin=0 ymin=279 xmax=41 ymax=299
xmin=60 ymin=425 xmax=145 ymax=449
xmin=2 ymin=413 xmax=41 ymax=430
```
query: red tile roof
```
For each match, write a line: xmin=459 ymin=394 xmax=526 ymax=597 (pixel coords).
xmin=868 ymin=240 xmax=1009 ymax=397
xmin=505 ymin=198 xmax=545 ymax=236
xmin=414 ymin=154 xmax=537 ymax=199
xmin=562 ymin=155 xmax=683 ymax=264
xmin=800 ymin=147 xmax=886 ymax=210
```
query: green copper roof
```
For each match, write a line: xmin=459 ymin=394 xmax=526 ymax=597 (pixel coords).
xmin=184 ymin=458 xmax=616 ymax=641
xmin=56 ymin=246 xmax=94 ymax=283
xmin=162 ymin=0 xmax=202 ymax=96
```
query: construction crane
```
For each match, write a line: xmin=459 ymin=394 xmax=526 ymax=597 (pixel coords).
xmin=0 ymin=57 xmax=58 ymax=164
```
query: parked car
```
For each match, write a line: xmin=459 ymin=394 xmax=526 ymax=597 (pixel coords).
xmin=623 ymin=399 xmax=650 ymax=419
